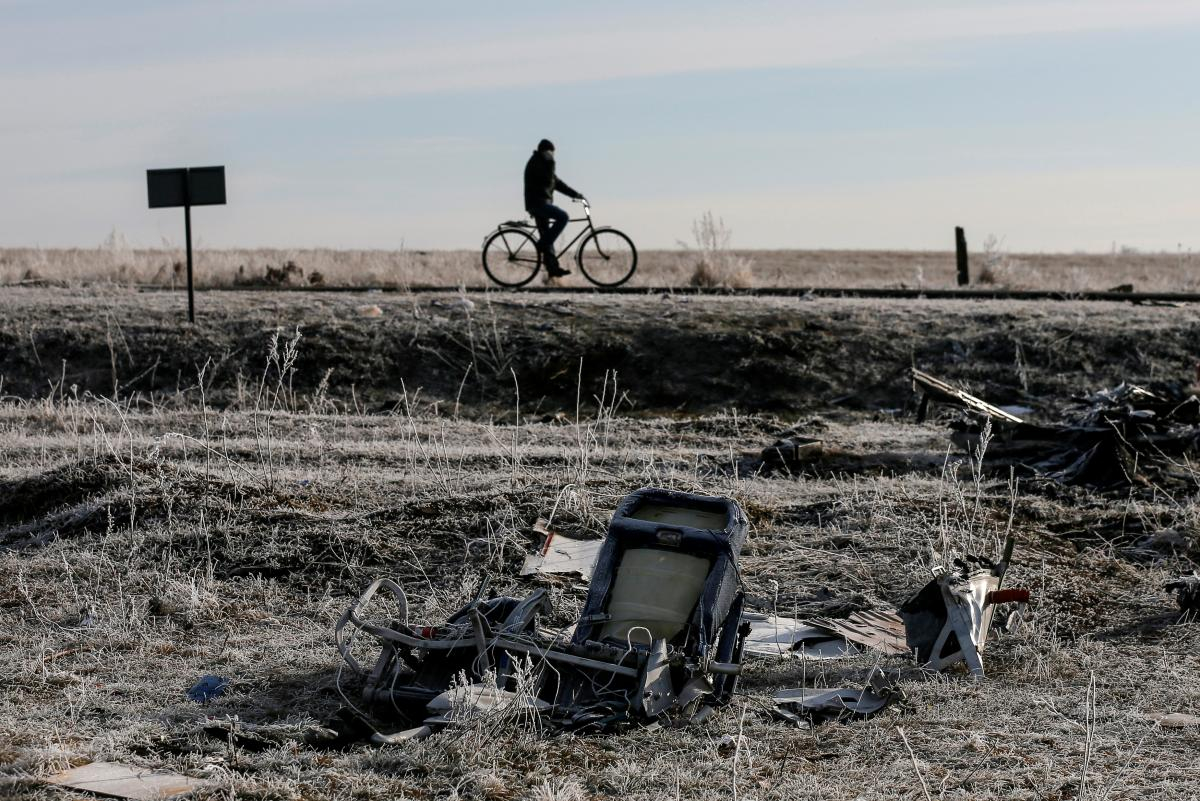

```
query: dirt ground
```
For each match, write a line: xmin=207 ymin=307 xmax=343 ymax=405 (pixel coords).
xmin=3 ymin=286 xmax=1200 ymax=414
xmin=2 ymin=289 xmax=1199 ymax=800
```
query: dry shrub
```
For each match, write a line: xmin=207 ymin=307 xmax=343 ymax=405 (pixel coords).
xmin=976 ymin=234 xmax=1039 ymax=288
xmin=685 ymin=211 xmax=754 ymax=289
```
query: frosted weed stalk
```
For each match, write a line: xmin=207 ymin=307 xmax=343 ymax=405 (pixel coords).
xmin=252 ymin=326 xmax=303 ymax=489
xmin=681 ymin=212 xmax=754 ymax=289
xmin=930 ymin=418 xmax=1003 ymax=564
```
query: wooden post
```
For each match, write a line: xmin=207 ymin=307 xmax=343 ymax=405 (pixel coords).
xmin=183 ymin=169 xmax=195 ymax=324
xmin=955 ymin=226 xmax=969 ymax=286
xmin=184 ymin=202 xmax=195 ymax=323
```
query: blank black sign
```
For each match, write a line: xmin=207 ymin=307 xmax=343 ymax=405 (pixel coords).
xmin=147 ymin=168 xmax=188 ymax=208
xmin=147 ymin=166 xmax=226 ymax=208
xmin=187 ymin=166 xmax=226 ymax=206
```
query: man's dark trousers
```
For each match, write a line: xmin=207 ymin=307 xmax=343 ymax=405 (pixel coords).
xmin=531 ymin=203 xmax=569 ymax=267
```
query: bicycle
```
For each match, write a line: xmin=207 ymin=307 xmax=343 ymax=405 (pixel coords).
xmin=481 ymin=199 xmax=638 ymax=288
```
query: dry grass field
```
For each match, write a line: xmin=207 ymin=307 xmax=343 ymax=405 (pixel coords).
xmin=3 ymin=244 xmax=1199 ymax=292
xmin=2 ymin=288 xmax=1200 ymax=799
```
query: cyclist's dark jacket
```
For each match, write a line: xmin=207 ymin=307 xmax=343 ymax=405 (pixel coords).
xmin=524 ymin=150 xmax=581 ymax=213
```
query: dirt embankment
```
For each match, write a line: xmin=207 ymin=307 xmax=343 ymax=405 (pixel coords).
xmin=2 ymin=287 xmax=1199 ymax=414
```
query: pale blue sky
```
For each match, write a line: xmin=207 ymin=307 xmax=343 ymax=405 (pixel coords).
xmin=3 ymin=1 xmax=1199 ymax=251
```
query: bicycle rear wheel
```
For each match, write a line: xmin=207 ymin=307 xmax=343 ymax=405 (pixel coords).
xmin=576 ymin=228 xmax=637 ymax=288
xmin=482 ymin=228 xmax=541 ymax=288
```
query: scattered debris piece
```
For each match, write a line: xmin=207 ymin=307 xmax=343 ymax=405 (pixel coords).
xmin=371 ymin=725 xmax=433 ymax=745
xmin=747 ymin=539 xmax=1026 ymax=679
xmin=1165 ymin=573 xmax=1200 ymax=613
xmin=1142 ymin=711 xmax=1200 ymax=728
xmin=773 ymin=668 xmax=902 ymax=723
xmin=757 ymin=436 xmax=825 ymax=473
xmin=911 ymin=368 xmax=1023 ymax=424
xmin=741 ymin=612 xmax=860 ymax=660
xmin=47 ymin=761 xmax=207 ymax=800
xmin=425 ymin=682 xmax=551 ymax=722
xmin=917 ymin=367 xmax=1200 ymax=492
xmin=736 ymin=432 xmax=825 ymax=476
xmin=187 ymin=675 xmax=229 ymax=703
xmin=808 ymin=610 xmax=910 ymax=657
xmin=899 ymin=536 xmax=1027 ymax=677
xmin=519 ymin=518 xmax=601 ymax=580
xmin=338 ymin=487 xmax=749 ymax=733
xmin=339 ymin=488 xmax=1029 ymax=740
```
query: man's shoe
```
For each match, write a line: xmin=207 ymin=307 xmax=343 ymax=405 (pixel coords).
xmin=544 ymin=254 xmax=569 ymax=277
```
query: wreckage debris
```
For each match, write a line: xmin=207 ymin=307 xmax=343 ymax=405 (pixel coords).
xmin=807 ymin=610 xmax=909 ymax=657
xmin=744 ymin=538 xmax=1027 ymax=679
xmin=337 ymin=486 xmax=1030 ymax=741
xmin=1143 ymin=711 xmax=1200 ymax=728
xmin=424 ymin=682 xmax=551 ymax=723
xmin=753 ymin=436 xmax=825 ymax=474
xmin=187 ymin=675 xmax=229 ymax=703
xmin=1165 ymin=573 xmax=1200 ymax=613
xmin=741 ymin=613 xmax=861 ymax=660
xmin=47 ymin=761 xmax=208 ymax=800
xmin=519 ymin=517 xmax=601 ymax=580
xmin=912 ymin=369 xmax=1023 ymax=424
xmin=914 ymin=368 xmax=1200 ymax=492
xmin=337 ymin=487 xmax=750 ymax=734
xmin=898 ymin=537 xmax=1026 ymax=677
xmin=773 ymin=668 xmax=903 ymax=724
xmin=371 ymin=726 xmax=433 ymax=745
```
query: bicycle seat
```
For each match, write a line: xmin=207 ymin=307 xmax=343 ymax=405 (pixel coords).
xmin=502 ymin=219 xmax=534 ymax=228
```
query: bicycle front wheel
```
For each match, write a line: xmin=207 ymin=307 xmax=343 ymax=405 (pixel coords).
xmin=576 ymin=228 xmax=637 ymax=288
xmin=482 ymin=228 xmax=541 ymax=288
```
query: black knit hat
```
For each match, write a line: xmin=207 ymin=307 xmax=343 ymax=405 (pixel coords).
xmin=537 ymin=139 xmax=555 ymax=152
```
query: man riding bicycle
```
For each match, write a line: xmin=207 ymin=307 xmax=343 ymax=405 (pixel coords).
xmin=524 ymin=139 xmax=584 ymax=278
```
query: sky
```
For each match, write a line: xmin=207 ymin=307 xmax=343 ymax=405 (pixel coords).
xmin=2 ymin=0 xmax=1199 ymax=252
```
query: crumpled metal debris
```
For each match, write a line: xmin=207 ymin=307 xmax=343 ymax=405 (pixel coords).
xmin=740 ymin=612 xmax=861 ymax=660
xmin=519 ymin=517 xmax=601 ymax=580
xmin=47 ymin=762 xmax=208 ymax=800
xmin=917 ymin=367 xmax=1200 ymax=492
xmin=754 ymin=436 xmax=825 ymax=474
xmin=773 ymin=667 xmax=904 ymax=724
xmin=1165 ymin=573 xmax=1200 ymax=613
xmin=808 ymin=610 xmax=909 ymax=657
xmin=742 ymin=537 xmax=1028 ymax=679
xmin=337 ymin=487 xmax=750 ymax=734
xmin=425 ymin=682 xmax=551 ymax=721
xmin=912 ymin=369 xmax=1024 ymax=424
xmin=898 ymin=536 xmax=1027 ymax=677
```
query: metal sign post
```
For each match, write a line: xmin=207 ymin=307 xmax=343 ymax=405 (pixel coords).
xmin=147 ymin=166 xmax=226 ymax=323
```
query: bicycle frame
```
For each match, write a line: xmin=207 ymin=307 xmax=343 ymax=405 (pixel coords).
xmin=545 ymin=207 xmax=596 ymax=260
xmin=499 ymin=200 xmax=594 ymax=261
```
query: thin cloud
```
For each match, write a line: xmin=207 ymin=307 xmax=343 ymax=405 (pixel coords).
xmin=6 ymin=0 xmax=1200 ymax=126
